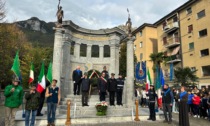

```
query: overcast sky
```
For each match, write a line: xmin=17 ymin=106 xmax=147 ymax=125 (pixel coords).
xmin=5 ymin=0 xmax=188 ymax=29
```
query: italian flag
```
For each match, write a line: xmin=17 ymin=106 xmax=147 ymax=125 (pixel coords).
xmin=146 ymin=69 xmax=152 ymax=91
xmin=36 ymin=62 xmax=46 ymax=93
xmin=28 ymin=62 xmax=34 ymax=84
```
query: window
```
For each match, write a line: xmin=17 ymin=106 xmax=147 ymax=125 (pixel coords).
xmin=163 ymin=37 xmax=167 ymax=45
xmin=200 ymin=49 xmax=209 ymax=57
xmin=173 ymin=16 xmax=178 ymax=22
xmin=91 ymin=45 xmax=99 ymax=57
xmin=140 ymin=42 xmax=143 ymax=48
xmin=140 ymin=53 xmax=143 ymax=60
xmin=104 ymin=45 xmax=110 ymax=57
xmin=197 ymin=10 xmax=205 ymax=19
xmin=162 ymin=22 xmax=167 ymax=30
xmin=202 ymin=65 xmax=210 ymax=76
xmin=70 ymin=41 xmax=75 ymax=55
xmin=188 ymin=25 xmax=193 ymax=33
xmin=189 ymin=42 xmax=194 ymax=50
xmin=139 ymin=31 xmax=142 ymax=36
xmin=80 ymin=44 xmax=87 ymax=57
xmin=199 ymin=29 xmax=207 ymax=37
xmin=190 ymin=67 xmax=196 ymax=72
xmin=186 ymin=7 xmax=192 ymax=15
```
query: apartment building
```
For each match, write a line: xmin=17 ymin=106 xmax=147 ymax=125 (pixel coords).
xmin=133 ymin=0 xmax=210 ymax=88
xmin=133 ymin=23 xmax=157 ymax=83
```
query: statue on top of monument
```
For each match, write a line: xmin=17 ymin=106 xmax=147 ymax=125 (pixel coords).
xmin=56 ymin=0 xmax=64 ymax=27
xmin=125 ymin=8 xmax=132 ymax=37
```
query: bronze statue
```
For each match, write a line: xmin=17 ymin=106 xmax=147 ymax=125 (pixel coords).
xmin=56 ymin=0 xmax=64 ymax=27
xmin=126 ymin=8 xmax=132 ymax=37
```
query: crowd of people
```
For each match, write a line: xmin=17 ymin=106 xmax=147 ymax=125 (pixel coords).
xmin=3 ymin=65 xmax=210 ymax=126
xmin=136 ymin=84 xmax=210 ymax=125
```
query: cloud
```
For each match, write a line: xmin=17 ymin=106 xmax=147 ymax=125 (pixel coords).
xmin=5 ymin=0 xmax=188 ymax=29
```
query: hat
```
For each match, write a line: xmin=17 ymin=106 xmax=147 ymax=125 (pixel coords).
xmin=30 ymin=83 xmax=36 ymax=89
xmin=118 ymin=73 xmax=122 ymax=75
xmin=150 ymin=85 xmax=154 ymax=87
xmin=84 ymin=72 xmax=88 ymax=76
xmin=103 ymin=66 xmax=107 ymax=69
xmin=111 ymin=73 xmax=115 ymax=76
xmin=13 ymin=77 xmax=20 ymax=82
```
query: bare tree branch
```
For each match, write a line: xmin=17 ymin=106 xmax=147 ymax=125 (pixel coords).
xmin=0 ymin=0 xmax=6 ymax=21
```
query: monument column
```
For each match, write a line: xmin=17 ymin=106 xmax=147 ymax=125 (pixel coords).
xmin=115 ymin=44 xmax=120 ymax=75
xmin=126 ymin=36 xmax=136 ymax=107
xmin=110 ymin=44 xmax=116 ymax=74
xmin=99 ymin=45 xmax=104 ymax=59
xmin=87 ymin=44 xmax=92 ymax=59
xmin=53 ymin=28 xmax=65 ymax=88
xmin=74 ymin=43 xmax=80 ymax=59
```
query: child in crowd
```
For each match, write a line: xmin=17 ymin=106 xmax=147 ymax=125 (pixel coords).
xmin=192 ymin=93 xmax=201 ymax=118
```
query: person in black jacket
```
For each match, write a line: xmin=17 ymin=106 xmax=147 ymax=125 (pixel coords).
xmin=101 ymin=66 xmax=109 ymax=80
xmin=116 ymin=73 xmax=124 ymax=106
xmin=108 ymin=73 xmax=117 ymax=106
xmin=81 ymin=72 xmax=90 ymax=106
xmin=98 ymin=72 xmax=108 ymax=101
xmin=147 ymin=85 xmax=157 ymax=121
xmin=72 ymin=66 xmax=83 ymax=95
xmin=162 ymin=84 xmax=174 ymax=124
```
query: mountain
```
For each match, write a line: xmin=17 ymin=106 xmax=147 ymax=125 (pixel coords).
xmin=15 ymin=17 xmax=55 ymax=46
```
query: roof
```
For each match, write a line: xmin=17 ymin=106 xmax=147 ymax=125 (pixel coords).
xmin=132 ymin=23 xmax=156 ymax=35
xmin=154 ymin=0 xmax=199 ymax=26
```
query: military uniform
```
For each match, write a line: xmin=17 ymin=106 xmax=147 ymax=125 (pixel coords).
xmin=116 ymin=78 xmax=124 ymax=105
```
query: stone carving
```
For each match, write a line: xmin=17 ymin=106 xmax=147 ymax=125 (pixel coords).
xmin=56 ymin=0 xmax=64 ymax=28
xmin=126 ymin=8 xmax=132 ymax=37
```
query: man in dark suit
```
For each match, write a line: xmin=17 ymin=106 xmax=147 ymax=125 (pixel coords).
xmin=72 ymin=66 xmax=83 ymax=95
xmin=108 ymin=73 xmax=117 ymax=106
xmin=98 ymin=72 xmax=108 ymax=101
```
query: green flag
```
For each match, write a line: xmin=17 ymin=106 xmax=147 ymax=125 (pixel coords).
xmin=46 ymin=62 xmax=52 ymax=83
xmin=11 ymin=51 xmax=20 ymax=77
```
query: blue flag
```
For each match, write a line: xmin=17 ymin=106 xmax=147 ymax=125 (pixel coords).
xmin=170 ymin=63 xmax=173 ymax=81
xmin=160 ymin=68 xmax=165 ymax=87
xmin=135 ymin=61 xmax=146 ymax=80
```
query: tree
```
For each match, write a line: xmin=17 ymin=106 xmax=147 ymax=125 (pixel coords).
xmin=119 ymin=43 xmax=137 ymax=78
xmin=0 ymin=0 xmax=5 ymax=21
xmin=149 ymin=52 xmax=166 ymax=83
xmin=174 ymin=67 xmax=198 ymax=86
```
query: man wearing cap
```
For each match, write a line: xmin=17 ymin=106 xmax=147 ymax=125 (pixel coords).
xmin=116 ymin=73 xmax=124 ymax=106
xmin=25 ymin=84 xmax=40 ymax=126
xmin=4 ymin=77 xmax=24 ymax=126
xmin=81 ymin=72 xmax=90 ymax=106
xmin=72 ymin=66 xmax=83 ymax=95
xmin=146 ymin=85 xmax=157 ymax=121
xmin=101 ymin=66 xmax=109 ymax=80
xmin=108 ymin=73 xmax=117 ymax=106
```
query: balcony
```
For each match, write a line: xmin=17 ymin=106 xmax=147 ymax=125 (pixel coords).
xmin=164 ymin=22 xmax=179 ymax=34
xmin=167 ymin=54 xmax=181 ymax=64
xmin=164 ymin=37 xmax=180 ymax=48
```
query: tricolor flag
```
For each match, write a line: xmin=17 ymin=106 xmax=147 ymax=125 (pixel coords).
xmin=146 ymin=69 xmax=152 ymax=91
xmin=155 ymin=66 xmax=162 ymax=108
xmin=11 ymin=51 xmax=21 ymax=78
xmin=28 ymin=62 xmax=34 ymax=84
xmin=36 ymin=62 xmax=46 ymax=93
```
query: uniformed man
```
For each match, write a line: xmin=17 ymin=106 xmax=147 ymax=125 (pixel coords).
xmin=116 ymin=73 xmax=124 ymax=106
xmin=147 ymin=85 xmax=157 ymax=121
xmin=108 ymin=73 xmax=117 ymax=106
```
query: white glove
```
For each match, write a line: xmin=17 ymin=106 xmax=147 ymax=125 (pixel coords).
xmin=178 ymin=99 xmax=180 ymax=102
xmin=73 ymin=81 xmax=75 ymax=83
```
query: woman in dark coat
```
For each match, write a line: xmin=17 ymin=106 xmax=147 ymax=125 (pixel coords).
xmin=178 ymin=86 xmax=189 ymax=126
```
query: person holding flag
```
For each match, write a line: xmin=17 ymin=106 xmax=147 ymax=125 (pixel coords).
xmin=36 ymin=62 xmax=46 ymax=116
xmin=4 ymin=51 xmax=24 ymax=126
